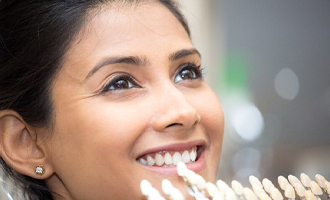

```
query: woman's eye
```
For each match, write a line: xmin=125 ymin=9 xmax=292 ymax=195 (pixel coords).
xmin=174 ymin=63 xmax=203 ymax=83
xmin=102 ymin=75 xmax=137 ymax=93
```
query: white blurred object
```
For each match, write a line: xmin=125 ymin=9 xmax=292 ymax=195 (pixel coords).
xmin=232 ymin=103 xmax=264 ymax=141
xmin=274 ymin=68 xmax=299 ymax=100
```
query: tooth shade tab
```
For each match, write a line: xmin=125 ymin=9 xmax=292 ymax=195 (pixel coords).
xmin=168 ymin=188 xmax=185 ymax=200
xmin=278 ymin=176 xmax=290 ymax=190
xmin=185 ymin=169 xmax=198 ymax=185
xmin=305 ymin=190 xmax=317 ymax=200
xmin=284 ymin=184 xmax=295 ymax=199
xmin=149 ymin=188 xmax=166 ymax=200
xmin=301 ymin=173 xmax=312 ymax=188
xmin=315 ymin=174 xmax=326 ymax=188
xmin=162 ymin=179 xmax=173 ymax=195
xmin=249 ymin=175 xmax=263 ymax=188
xmin=195 ymin=174 xmax=206 ymax=190
xmin=325 ymin=181 xmax=330 ymax=194
xmin=232 ymin=180 xmax=244 ymax=195
xmin=270 ymin=187 xmax=283 ymax=200
xmin=140 ymin=179 xmax=153 ymax=196
xmin=259 ymin=192 xmax=272 ymax=200
xmin=216 ymin=180 xmax=229 ymax=194
xmin=252 ymin=185 xmax=266 ymax=198
xmin=227 ymin=188 xmax=238 ymax=200
xmin=162 ymin=179 xmax=185 ymax=200
xmin=177 ymin=161 xmax=187 ymax=177
xmin=243 ymin=187 xmax=258 ymax=200
xmin=288 ymin=175 xmax=301 ymax=187
xmin=295 ymin=183 xmax=307 ymax=197
xmin=262 ymin=178 xmax=274 ymax=193
xmin=206 ymin=182 xmax=220 ymax=197
xmin=140 ymin=180 xmax=166 ymax=200
xmin=213 ymin=191 xmax=225 ymax=200
xmin=310 ymin=181 xmax=323 ymax=195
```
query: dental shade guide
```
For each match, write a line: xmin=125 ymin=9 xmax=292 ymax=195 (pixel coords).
xmin=140 ymin=162 xmax=330 ymax=200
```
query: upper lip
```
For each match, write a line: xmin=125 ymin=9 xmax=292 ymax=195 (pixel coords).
xmin=135 ymin=139 xmax=207 ymax=160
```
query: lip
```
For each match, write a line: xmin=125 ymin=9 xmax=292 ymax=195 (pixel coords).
xmin=135 ymin=140 xmax=207 ymax=175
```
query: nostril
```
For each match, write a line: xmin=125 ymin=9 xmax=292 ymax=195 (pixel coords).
xmin=165 ymin=123 xmax=182 ymax=128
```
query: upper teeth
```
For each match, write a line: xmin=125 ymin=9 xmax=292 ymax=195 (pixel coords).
xmin=137 ymin=147 xmax=197 ymax=167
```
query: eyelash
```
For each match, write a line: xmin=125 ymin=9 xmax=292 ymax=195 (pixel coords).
xmin=101 ymin=74 xmax=138 ymax=93
xmin=101 ymin=62 xmax=204 ymax=93
xmin=173 ymin=62 xmax=204 ymax=83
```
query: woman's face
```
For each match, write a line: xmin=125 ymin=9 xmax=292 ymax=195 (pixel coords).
xmin=46 ymin=1 xmax=224 ymax=199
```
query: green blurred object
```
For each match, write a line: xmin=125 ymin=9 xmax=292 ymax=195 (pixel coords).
xmin=222 ymin=52 xmax=248 ymax=93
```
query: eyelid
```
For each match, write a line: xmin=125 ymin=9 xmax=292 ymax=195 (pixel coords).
xmin=174 ymin=61 xmax=204 ymax=83
xmin=100 ymin=73 xmax=139 ymax=93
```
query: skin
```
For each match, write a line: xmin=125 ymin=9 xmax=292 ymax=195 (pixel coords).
xmin=41 ymin=1 xmax=224 ymax=199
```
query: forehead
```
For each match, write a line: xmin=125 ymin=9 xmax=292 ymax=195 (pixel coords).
xmin=62 ymin=1 xmax=191 ymax=77
xmin=66 ymin=1 xmax=191 ymax=60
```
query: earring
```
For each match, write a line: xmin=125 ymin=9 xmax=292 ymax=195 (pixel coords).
xmin=35 ymin=165 xmax=45 ymax=175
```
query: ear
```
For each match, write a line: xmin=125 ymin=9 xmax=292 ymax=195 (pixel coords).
xmin=0 ymin=110 xmax=53 ymax=179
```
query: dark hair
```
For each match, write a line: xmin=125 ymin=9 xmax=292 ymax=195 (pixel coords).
xmin=0 ymin=0 xmax=190 ymax=199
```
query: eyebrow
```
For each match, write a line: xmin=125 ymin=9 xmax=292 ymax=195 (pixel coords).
xmin=169 ymin=48 xmax=201 ymax=62
xmin=84 ymin=48 xmax=201 ymax=80
xmin=85 ymin=56 xmax=148 ymax=80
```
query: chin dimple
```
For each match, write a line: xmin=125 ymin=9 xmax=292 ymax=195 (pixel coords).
xmin=137 ymin=146 xmax=198 ymax=167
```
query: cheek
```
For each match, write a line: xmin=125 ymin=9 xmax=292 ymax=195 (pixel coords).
xmin=189 ymin=87 xmax=224 ymax=174
xmin=49 ymin=100 xmax=149 ymax=175
xmin=47 ymin=101 xmax=149 ymax=198
xmin=57 ymin=103 xmax=145 ymax=151
xmin=190 ymin=87 xmax=225 ymax=141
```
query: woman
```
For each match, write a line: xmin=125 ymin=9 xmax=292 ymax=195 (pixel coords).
xmin=0 ymin=0 xmax=224 ymax=199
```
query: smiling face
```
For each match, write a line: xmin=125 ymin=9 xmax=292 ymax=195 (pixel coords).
xmin=45 ymin=1 xmax=224 ymax=199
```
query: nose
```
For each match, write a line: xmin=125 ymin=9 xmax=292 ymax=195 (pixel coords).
xmin=151 ymin=84 xmax=201 ymax=132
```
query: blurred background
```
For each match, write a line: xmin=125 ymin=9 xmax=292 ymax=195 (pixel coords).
xmin=178 ymin=0 xmax=330 ymax=187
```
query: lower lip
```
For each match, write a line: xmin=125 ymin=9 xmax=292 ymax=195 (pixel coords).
xmin=138 ymin=151 xmax=206 ymax=175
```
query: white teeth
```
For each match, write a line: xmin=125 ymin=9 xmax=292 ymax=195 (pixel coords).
xmin=138 ymin=147 xmax=198 ymax=167
xmin=155 ymin=153 xmax=164 ymax=166
xmin=182 ymin=150 xmax=190 ymax=163
xmin=172 ymin=152 xmax=182 ymax=165
xmin=190 ymin=149 xmax=197 ymax=161
xmin=147 ymin=155 xmax=155 ymax=166
xmin=139 ymin=158 xmax=147 ymax=165
xmin=164 ymin=152 xmax=173 ymax=165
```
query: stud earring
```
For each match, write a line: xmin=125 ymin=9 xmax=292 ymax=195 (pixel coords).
xmin=35 ymin=165 xmax=45 ymax=175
